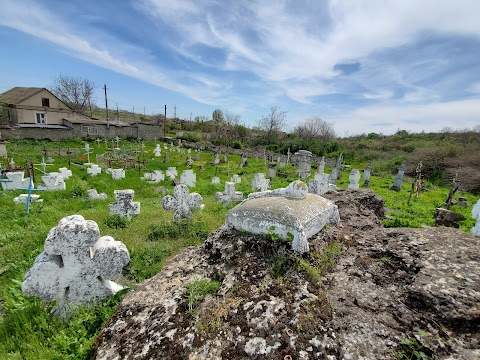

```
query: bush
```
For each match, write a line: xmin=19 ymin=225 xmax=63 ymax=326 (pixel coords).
xmin=104 ymin=214 xmax=129 ymax=229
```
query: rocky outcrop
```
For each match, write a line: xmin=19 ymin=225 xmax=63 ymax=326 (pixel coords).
xmin=94 ymin=189 xmax=480 ymax=359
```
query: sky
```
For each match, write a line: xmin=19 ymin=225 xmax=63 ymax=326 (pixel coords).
xmin=1 ymin=0 xmax=479 ymax=136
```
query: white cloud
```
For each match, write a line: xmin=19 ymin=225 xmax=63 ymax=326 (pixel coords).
xmin=329 ymin=98 xmax=480 ymax=135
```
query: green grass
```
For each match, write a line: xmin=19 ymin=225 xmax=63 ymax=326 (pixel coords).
xmin=0 ymin=138 xmax=477 ymax=358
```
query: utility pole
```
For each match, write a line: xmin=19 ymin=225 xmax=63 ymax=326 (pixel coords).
xmin=104 ymin=84 xmax=109 ymax=123
xmin=116 ymin=103 xmax=119 ymax=120
xmin=174 ymin=106 xmax=177 ymax=120
xmin=164 ymin=105 xmax=167 ymax=138
xmin=133 ymin=106 xmax=135 ymax=121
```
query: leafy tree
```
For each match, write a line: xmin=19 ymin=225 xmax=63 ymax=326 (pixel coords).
xmin=293 ymin=116 xmax=336 ymax=141
xmin=212 ymin=109 xmax=224 ymax=123
xmin=51 ymin=74 xmax=96 ymax=113
xmin=259 ymin=105 xmax=287 ymax=142
xmin=194 ymin=115 xmax=209 ymax=123
xmin=0 ymin=96 xmax=7 ymax=123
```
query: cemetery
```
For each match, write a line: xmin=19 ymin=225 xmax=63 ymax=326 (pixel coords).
xmin=0 ymin=136 xmax=479 ymax=359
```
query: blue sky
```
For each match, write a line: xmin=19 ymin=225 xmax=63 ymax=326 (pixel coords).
xmin=1 ymin=0 xmax=479 ymax=136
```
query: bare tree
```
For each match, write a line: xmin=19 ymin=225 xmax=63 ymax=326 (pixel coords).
xmin=294 ymin=116 xmax=336 ymax=141
xmin=51 ymin=74 xmax=96 ymax=113
xmin=259 ymin=105 xmax=287 ymax=142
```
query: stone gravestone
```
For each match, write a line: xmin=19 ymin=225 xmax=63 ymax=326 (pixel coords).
xmin=180 ymin=169 xmax=196 ymax=187
xmin=161 ymin=184 xmax=204 ymax=221
xmin=363 ymin=163 xmax=371 ymax=188
xmin=390 ymin=161 xmax=406 ymax=191
xmin=166 ymin=167 xmax=178 ymax=180
xmin=215 ymin=182 xmax=243 ymax=206
xmin=295 ymin=150 xmax=312 ymax=179
xmin=0 ymin=131 xmax=7 ymax=158
xmin=154 ymin=145 xmax=161 ymax=157
xmin=226 ymin=180 xmax=340 ymax=253
xmin=163 ymin=154 xmax=169 ymax=164
xmin=109 ymin=190 xmax=140 ymax=219
xmin=318 ymin=156 xmax=325 ymax=174
xmin=251 ymin=173 xmax=270 ymax=192
xmin=268 ymin=163 xmax=277 ymax=180
xmin=471 ymin=199 xmax=480 ymax=236
xmin=241 ymin=154 xmax=248 ymax=167
xmin=214 ymin=153 xmax=220 ymax=165
xmin=141 ymin=170 xmax=165 ymax=183
xmin=39 ymin=173 xmax=66 ymax=191
xmin=58 ymin=167 xmax=72 ymax=180
xmin=87 ymin=164 xmax=102 ymax=176
xmin=329 ymin=168 xmax=338 ymax=186
xmin=1 ymin=171 xmax=31 ymax=190
xmin=230 ymin=174 xmax=241 ymax=184
xmin=87 ymin=189 xmax=107 ymax=200
xmin=111 ymin=169 xmax=125 ymax=180
xmin=279 ymin=155 xmax=287 ymax=169
xmin=212 ymin=177 xmax=220 ymax=185
xmin=348 ymin=169 xmax=361 ymax=190
xmin=308 ymin=172 xmax=332 ymax=195
xmin=21 ymin=215 xmax=130 ymax=316
xmin=186 ymin=156 xmax=193 ymax=168
xmin=194 ymin=151 xmax=200 ymax=161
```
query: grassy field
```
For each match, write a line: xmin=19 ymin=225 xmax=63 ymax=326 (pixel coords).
xmin=0 ymin=138 xmax=476 ymax=359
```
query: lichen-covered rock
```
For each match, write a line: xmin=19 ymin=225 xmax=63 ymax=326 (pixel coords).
xmin=94 ymin=189 xmax=479 ymax=359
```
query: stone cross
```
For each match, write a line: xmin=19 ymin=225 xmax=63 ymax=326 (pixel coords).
xmin=471 ymin=199 xmax=480 ymax=236
xmin=87 ymin=164 xmax=102 ymax=176
xmin=390 ymin=160 xmax=406 ymax=191
xmin=166 ymin=167 xmax=177 ymax=180
xmin=96 ymin=138 xmax=102 ymax=147
xmin=212 ymin=177 xmax=220 ymax=184
xmin=230 ymin=174 xmax=241 ymax=184
xmin=252 ymin=173 xmax=270 ymax=192
xmin=295 ymin=150 xmax=312 ymax=179
xmin=21 ymin=215 xmax=130 ymax=316
xmin=150 ymin=170 xmax=165 ymax=183
xmin=161 ymin=184 xmax=203 ymax=221
xmin=363 ymin=163 xmax=371 ymax=187
xmin=154 ymin=145 xmax=161 ymax=157
xmin=58 ymin=167 xmax=72 ymax=180
xmin=14 ymin=193 xmax=43 ymax=204
xmin=87 ymin=189 xmax=108 ymax=200
xmin=180 ymin=169 xmax=196 ymax=187
xmin=215 ymin=182 xmax=243 ymax=206
xmin=348 ymin=169 xmax=361 ymax=189
xmin=109 ymin=189 xmax=140 ymax=219
xmin=308 ymin=172 xmax=331 ymax=195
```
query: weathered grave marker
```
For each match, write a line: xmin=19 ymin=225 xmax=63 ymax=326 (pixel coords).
xmin=109 ymin=189 xmax=140 ymax=219
xmin=252 ymin=173 xmax=270 ymax=192
xmin=110 ymin=169 xmax=125 ymax=180
xmin=363 ymin=163 xmax=371 ymax=187
xmin=58 ymin=167 xmax=72 ymax=180
xmin=348 ymin=169 xmax=361 ymax=190
xmin=39 ymin=173 xmax=66 ymax=191
xmin=87 ymin=189 xmax=108 ymax=200
xmin=21 ymin=215 xmax=130 ymax=316
xmin=161 ymin=184 xmax=203 ymax=221
xmin=212 ymin=177 xmax=220 ymax=184
xmin=471 ymin=199 xmax=480 ymax=236
xmin=308 ymin=172 xmax=332 ymax=195
xmin=268 ymin=163 xmax=277 ymax=180
xmin=230 ymin=174 xmax=241 ymax=184
xmin=154 ymin=145 xmax=161 ymax=157
xmin=166 ymin=167 xmax=178 ymax=180
xmin=87 ymin=164 xmax=102 ymax=176
xmin=215 ymin=182 xmax=243 ymax=206
xmin=180 ymin=169 xmax=196 ymax=187
xmin=390 ymin=160 xmax=406 ymax=191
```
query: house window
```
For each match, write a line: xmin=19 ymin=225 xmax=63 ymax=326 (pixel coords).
xmin=81 ymin=124 xmax=98 ymax=135
xmin=41 ymin=98 xmax=50 ymax=107
xmin=35 ymin=112 xmax=47 ymax=124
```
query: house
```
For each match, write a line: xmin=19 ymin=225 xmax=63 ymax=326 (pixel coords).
xmin=0 ymin=87 xmax=92 ymax=130
xmin=0 ymin=87 xmax=164 ymax=140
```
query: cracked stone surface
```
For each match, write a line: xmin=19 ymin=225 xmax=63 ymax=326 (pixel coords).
xmin=94 ymin=189 xmax=479 ymax=359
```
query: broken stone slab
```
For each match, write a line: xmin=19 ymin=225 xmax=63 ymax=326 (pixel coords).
xmin=21 ymin=215 xmax=130 ymax=316
xmin=434 ymin=208 xmax=466 ymax=228
xmin=109 ymin=190 xmax=140 ymax=219
xmin=161 ymin=184 xmax=204 ymax=222
xmin=39 ymin=173 xmax=66 ymax=191
xmin=212 ymin=177 xmax=220 ymax=185
xmin=308 ymin=172 xmax=335 ymax=195
xmin=215 ymin=182 xmax=243 ymax=206
xmin=227 ymin=181 xmax=340 ymax=253
xmin=1 ymin=171 xmax=31 ymax=190
xmin=87 ymin=189 xmax=107 ymax=200
xmin=230 ymin=174 xmax=241 ymax=184
xmin=14 ymin=194 xmax=43 ymax=204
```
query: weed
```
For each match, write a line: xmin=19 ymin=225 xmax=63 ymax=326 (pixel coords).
xmin=104 ymin=214 xmax=129 ymax=229
xmin=147 ymin=221 xmax=208 ymax=243
xmin=396 ymin=338 xmax=429 ymax=360
xmin=183 ymin=279 xmax=221 ymax=314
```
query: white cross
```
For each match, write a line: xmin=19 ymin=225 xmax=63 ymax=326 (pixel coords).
xmin=215 ymin=182 xmax=243 ymax=206
xmin=161 ymin=184 xmax=203 ymax=221
xmin=109 ymin=189 xmax=140 ymax=219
